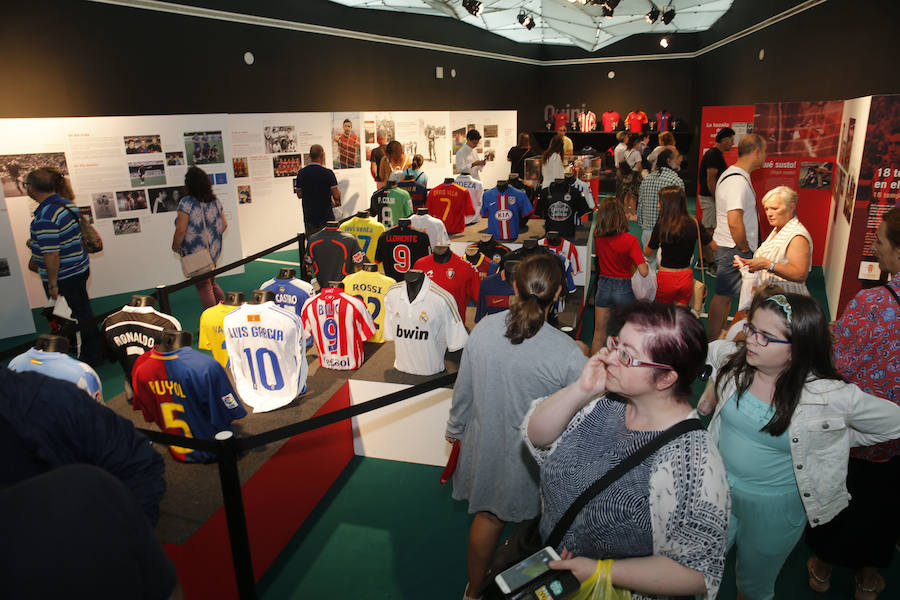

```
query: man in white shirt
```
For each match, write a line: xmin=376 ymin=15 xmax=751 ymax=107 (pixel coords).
xmin=455 ymin=129 xmax=486 ymax=181
xmin=706 ymin=133 xmax=767 ymax=340
xmin=612 ymin=131 xmax=627 ymax=168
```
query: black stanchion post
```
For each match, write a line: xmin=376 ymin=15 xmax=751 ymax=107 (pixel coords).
xmin=214 ymin=431 xmax=257 ymax=600
xmin=156 ymin=284 xmax=171 ymax=315
xmin=298 ymin=233 xmax=307 ymax=281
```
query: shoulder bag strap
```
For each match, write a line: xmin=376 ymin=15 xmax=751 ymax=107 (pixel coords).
xmin=51 ymin=201 xmax=85 ymax=239
xmin=883 ymin=283 xmax=900 ymax=308
xmin=694 ymin=218 xmax=705 ymax=287
xmin=545 ymin=418 xmax=705 ymax=549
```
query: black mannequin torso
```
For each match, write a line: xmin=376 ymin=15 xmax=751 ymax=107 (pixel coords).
xmin=34 ymin=334 xmax=69 ymax=353
xmin=325 ymin=220 xmax=340 ymax=228
xmin=356 ymin=210 xmax=369 ymax=218
xmin=416 ymin=207 xmax=429 ymax=215
xmin=432 ymin=245 xmax=451 ymax=263
xmin=385 ymin=180 xmax=397 ymax=189
xmin=522 ymin=239 xmax=538 ymax=251
xmin=129 ymin=295 xmax=155 ymax=307
xmin=464 ymin=246 xmax=480 ymax=264
xmin=503 ymin=260 xmax=520 ymax=282
xmin=545 ymin=231 xmax=563 ymax=246
xmin=404 ymin=270 xmax=426 ymax=301
xmin=156 ymin=329 xmax=192 ymax=352
xmin=249 ymin=289 xmax=275 ymax=304
xmin=224 ymin=291 xmax=245 ymax=306
xmin=398 ymin=218 xmax=411 ymax=228
xmin=443 ymin=177 xmax=455 ymax=184
xmin=277 ymin=267 xmax=297 ymax=280
xmin=328 ymin=281 xmax=345 ymax=289
xmin=497 ymin=180 xmax=509 ymax=192
xmin=362 ymin=262 xmax=378 ymax=272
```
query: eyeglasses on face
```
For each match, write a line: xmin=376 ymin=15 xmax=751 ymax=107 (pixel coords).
xmin=606 ymin=337 xmax=674 ymax=370
xmin=742 ymin=322 xmax=790 ymax=347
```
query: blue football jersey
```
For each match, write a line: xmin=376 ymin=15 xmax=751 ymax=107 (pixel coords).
xmin=131 ymin=347 xmax=247 ymax=463
xmin=475 ymin=273 xmax=514 ymax=322
xmin=480 ymin=187 xmax=532 ymax=241
xmin=261 ymin=277 xmax=315 ymax=348
xmin=8 ymin=348 xmax=103 ymax=403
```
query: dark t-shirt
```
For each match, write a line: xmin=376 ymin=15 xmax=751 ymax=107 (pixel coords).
xmin=374 ymin=225 xmax=431 ymax=281
xmin=698 ymin=147 xmax=727 ymax=196
xmin=507 ymin=146 xmax=536 ymax=178
xmin=305 ymin=226 xmax=364 ymax=285
xmin=648 ymin=218 xmax=712 ymax=269
xmin=295 ymin=163 xmax=337 ymax=228
xmin=370 ymin=146 xmax=386 ymax=181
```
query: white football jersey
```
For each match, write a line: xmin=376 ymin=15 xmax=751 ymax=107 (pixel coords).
xmin=383 ymin=277 xmax=469 ymax=375
xmin=455 ymin=174 xmax=484 ymax=225
xmin=409 ymin=213 xmax=451 ymax=249
xmin=301 ymin=288 xmax=376 ymax=370
xmin=223 ymin=301 xmax=308 ymax=413
xmin=571 ymin=177 xmax=595 ymax=209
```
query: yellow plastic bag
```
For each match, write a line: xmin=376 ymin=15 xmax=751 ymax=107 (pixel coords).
xmin=567 ymin=560 xmax=632 ymax=600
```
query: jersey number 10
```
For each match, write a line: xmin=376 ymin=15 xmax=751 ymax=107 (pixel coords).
xmin=241 ymin=347 xmax=285 ymax=391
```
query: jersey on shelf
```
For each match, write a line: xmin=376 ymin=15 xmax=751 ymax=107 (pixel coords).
xmin=480 ymin=185 xmax=533 ymax=241
xmin=103 ymin=304 xmax=182 ymax=392
xmin=131 ymin=346 xmax=246 ymax=463
xmin=625 ymin=110 xmax=649 ymax=133
xmin=342 ymin=270 xmax=397 ymax=344
xmin=374 ymin=223 xmax=431 ymax=282
xmin=383 ymin=277 xmax=468 ymax=376
xmin=454 ymin=173 xmax=484 ymax=225
xmin=409 ymin=212 xmax=450 ymax=249
xmin=8 ymin=348 xmax=103 ymax=403
xmin=301 ymin=287 xmax=375 ymax=370
xmin=199 ymin=302 xmax=239 ymax=369
xmin=339 ymin=214 xmax=385 ymax=264
xmin=536 ymin=181 xmax=591 ymax=240
xmin=370 ymin=186 xmax=413 ymax=228
xmin=223 ymin=301 xmax=308 ymax=413
xmin=426 ymin=182 xmax=474 ymax=234
xmin=413 ymin=252 xmax=481 ymax=322
xmin=305 ymin=225 xmax=365 ymax=285
xmin=577 ymin=110 xmax=597 ymax=132
xmin=601 ymin=111 xmax=620 ymax=132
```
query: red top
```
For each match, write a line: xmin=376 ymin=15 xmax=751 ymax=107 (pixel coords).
xmin=552 ymin=112 xmax=569 ymax=130
xmin=594 ymin=232 xmax=645 ymax=278
xmin=466 ymin=252 xmax=491 ymax=280
xmin=601 ymin=111 xmax=620 ymax=132
xmin=414 ymin=253 xmax=481 ymax=321
xmin=426 ymin=183 xmax=474 ymax=233
xmin=625 ymin=110 xmax=648 ymax=132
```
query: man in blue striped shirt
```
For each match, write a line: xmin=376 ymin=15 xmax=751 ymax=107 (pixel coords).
xmin=26 ymin=167 xmax=105 ymax=366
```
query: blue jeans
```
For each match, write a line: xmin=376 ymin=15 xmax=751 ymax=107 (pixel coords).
xmin=715 ymin=246 xmax=753 ymax=297
xmin=594 ymin=275 xmax=635 ymax=308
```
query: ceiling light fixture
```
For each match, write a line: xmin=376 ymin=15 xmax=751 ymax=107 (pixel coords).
xmin=604 ymin=0 xmax=621 ymax=8
xmin=660 ymin=37 xmax=669 ymax=48
xmin=646 ymin=6 xmax=660 ymax=24
xmin=601 ymin=6 xmax=614 ymax=17
xmin=518 ymin=10 xmax=535 ymax=30
xmin=662 ymin=7 xmax=676 ymax=25
xmin=462 ymin=0 xmax=483 ymax=17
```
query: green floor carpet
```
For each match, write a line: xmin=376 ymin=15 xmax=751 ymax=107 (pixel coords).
xmin=260 ymin=456 xmax=898 ymax=600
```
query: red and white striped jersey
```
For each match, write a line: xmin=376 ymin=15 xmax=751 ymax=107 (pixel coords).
xmin=577 ymin=111 xmax=597 ymax=132
xmin=301 ymin=288 xmax=376 ymax=370
xmin=539 ymin=237 xmax=582 ymax=274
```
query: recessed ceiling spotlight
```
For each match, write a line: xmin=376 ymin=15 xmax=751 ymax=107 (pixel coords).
xmin=462 ymin=0 xmax=483 ymax=17
xmin=518 ymin=10 xmax=535 ymax=30
xmin=662 ymin=7 xmax=676 ymax=25
xmin=660 ymin=37 xmax=669 ymax=48
xmin=646 ymin=7 xmax=660 ymax=24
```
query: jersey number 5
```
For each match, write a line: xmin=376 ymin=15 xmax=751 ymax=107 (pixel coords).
xmin=161 ymin=402 xmax=195 ymax=456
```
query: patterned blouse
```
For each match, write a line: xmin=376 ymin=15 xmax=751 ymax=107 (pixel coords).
xmin=176 ymin=195 xmax=225 ymax=264
xmin=834 ymin=277 xmax=900 ymax=461
xmin=754 ymin=216 xmax=813 ymax=295
xmin=523 ymin=396 xmax=730 ymax=600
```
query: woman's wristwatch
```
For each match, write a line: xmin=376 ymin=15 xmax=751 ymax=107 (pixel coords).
xmin=767 ymin=260 xmax=776 ymax=273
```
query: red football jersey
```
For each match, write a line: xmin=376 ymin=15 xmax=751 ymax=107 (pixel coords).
xmin=625 ymin=111 xmax=648 ymax=133
xmin=601 ymin=111 xmax=620 ymax=132
xmin=413 ymin=253 xmax=481 ymax=322
xmin=426 ymin=183 xmax=475 ymax=234
xmin=301 ymin=288 xmax=375 ymax=370
xmin=466 ymin=252 xmax=492 ymax=280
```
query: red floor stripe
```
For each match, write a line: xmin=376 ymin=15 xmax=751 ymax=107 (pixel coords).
xmin=165 ymin=382 xmax=354 ymax=599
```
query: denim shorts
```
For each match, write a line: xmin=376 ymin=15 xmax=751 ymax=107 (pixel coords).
xmin=715 ymin=246 xmax=753 ymax=297
xmin=594 ymin=275 xmax=636 ymax=308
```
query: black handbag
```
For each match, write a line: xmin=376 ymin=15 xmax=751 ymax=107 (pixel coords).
xmin=482 ymin=418 xmax=704 ymax=599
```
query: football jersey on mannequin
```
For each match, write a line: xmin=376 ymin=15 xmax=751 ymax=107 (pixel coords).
xmin=625 ymin=110 xmax=649 ymax=132
xmin=8 ymin=348 xmax=103 ymax=403
xmin=426 ymin=182 xmax=474 ymax=234
xmin=198 ymin=303 xmax=237 ymax=370
xmin=413 ymin=252 xmax=481 ymax=322
xmin=569 ymin=177 xmax=595 ymax=209
xmin=132 ymin=347 xmax=246 ymax=462
xmin=409 ymin=213 xmax=450 ymax=249
xmin=655 ymin=111 xmax=672 ymax=131
xmin=342 ymin=270 xmax=397 ymax=343
xmin=536 ymin=181 xmax=591 ymax=240
xmin=383 ymin=278 xmax=468 ymax=376
xmin=374 ymin=224 xmax=431 ymax=281
xmin=396 ymin=179 xmax=428 ymax=210
xmin=601 ymin=111 xmax=620 ymax=132
xmin=454 ymin=173 xmax=484 ymax=225
xmin=370 ymin=186 xmax=412 ymax=227
xmin=539 ymin=236 xmax=582 ymax=274
xmin=301 ymin=288 xmax=375 ymax=370
xmin=339 ymin=215 xmax=385 ymax=263
xmin=103 ymin=305 xmax=182 ymax=384
xmin=223 ymin=301 xmax=308 ymax=413
xmin=466 ymin=239 xmax=511 ymax=266
xmin=260 ymin=277 xmax=315 ymax=319
xmin=480 ymin=186 xmax=532 ymax=241
xmin=577 ymin=111 xmax=597 ymax=132
xmin=465 ymin=251 xmax=493 ymax=280
xmin=305 ymin=225 xmax=365 ymax=285
xmin=475 ymin=271 xmax=514 ymax=322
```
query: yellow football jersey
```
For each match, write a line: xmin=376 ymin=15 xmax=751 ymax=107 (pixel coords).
xmin=198 ymin=303 xmax=237 ymax=369
xmin=339 ymin=216 xmax=386 ymax=264
xmin=341 ymin=270 xmax=397 ymax=343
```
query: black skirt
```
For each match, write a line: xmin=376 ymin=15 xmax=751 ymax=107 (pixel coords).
xmin=804 ymin=455 xmax=900 ymax=568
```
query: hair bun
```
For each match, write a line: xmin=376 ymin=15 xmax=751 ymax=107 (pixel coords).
xmin=697 ymin=364 xmax=713 ymax=382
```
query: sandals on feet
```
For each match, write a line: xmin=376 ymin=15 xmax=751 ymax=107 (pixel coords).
xmin=854 ymin=572 xmax=886 ymax=600
xmin=807 ymin=557 xmax=831 ymax=593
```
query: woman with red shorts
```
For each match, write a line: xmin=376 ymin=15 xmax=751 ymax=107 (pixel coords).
xmin=645 ymin=186 xmax=716 ymax=305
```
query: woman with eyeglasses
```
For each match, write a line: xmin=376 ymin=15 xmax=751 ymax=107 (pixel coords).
xmin=704 ymin=291 xmax=900 ymax=600
xmin=526 ymin=302 xmax=730 ymax=599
